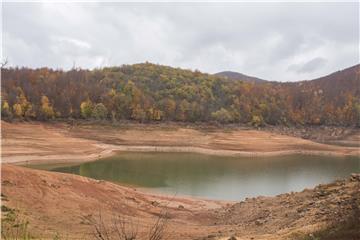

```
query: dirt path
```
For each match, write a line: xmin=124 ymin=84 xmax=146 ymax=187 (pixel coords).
xmin=2 ymin=121 xmax=359 ymax=165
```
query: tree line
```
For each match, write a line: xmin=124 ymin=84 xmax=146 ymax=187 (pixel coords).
xmin=1 ymin=63 xmax=359 ymax=126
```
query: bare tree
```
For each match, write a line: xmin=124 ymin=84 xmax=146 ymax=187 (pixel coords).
xmin=85 ymin=207 xmax=169 ymax=240
xmin=1 ymin=57 xmax=8 ymax=68
xmin=148 ymin=210 xmax=169 ymax=240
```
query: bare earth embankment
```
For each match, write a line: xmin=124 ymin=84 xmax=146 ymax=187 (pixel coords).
xmin=2 ymin=121 xmax=359 ymax=165
xmin=1 ymin=121 xmax=360 ymax=239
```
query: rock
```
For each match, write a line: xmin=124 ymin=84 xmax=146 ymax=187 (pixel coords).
xmin=350 ymin=173 xmax=360 ymax=182
xmin=50 ymin=183 xmax=60 ymax=189
xmin=178 ymin=205 xmax=185 ymax=209
xmin=316 ymin=190 xmax=327 ymax=197
xmin=228 ymin=236 xmax=237 ymax=240
xmin=125 ymin=197 xmax=136 ymax=202
xmin=151 ymin=201 xmax=159 ymax=206
xmin=2 ymin=180 xmax=15 ymax=186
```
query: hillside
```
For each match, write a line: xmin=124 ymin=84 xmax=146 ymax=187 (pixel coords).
xmin=287 ymin=64 xmax=360 ymax=100
xmin=1 ymin=63 xmax=359 ymax=126
xmin=214 ymin=71 xmax=268 ymax=83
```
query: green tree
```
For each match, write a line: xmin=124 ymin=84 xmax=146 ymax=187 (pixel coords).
xmin=92 ymin=103 xmax=108 ymax=120
xmin=80 ymin=99 xmax=93 ymax=119
xmin=211 ymin=108 xmax=233 ymax=123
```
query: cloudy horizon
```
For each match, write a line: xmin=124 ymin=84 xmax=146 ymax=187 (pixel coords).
xmin=2 ymin=2 xmax=359 ymax=81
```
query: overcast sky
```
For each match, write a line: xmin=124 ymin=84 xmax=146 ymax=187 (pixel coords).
xmin=2 ymin=2 xmax=359 ymax=81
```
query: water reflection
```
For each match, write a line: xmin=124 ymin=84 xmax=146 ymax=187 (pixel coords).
xmin=44 ymin=152 xmax=360 ymax=200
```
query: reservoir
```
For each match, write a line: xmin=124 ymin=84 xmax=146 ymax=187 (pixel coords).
xmin=32 ymin=152 xmax=360 ymax=201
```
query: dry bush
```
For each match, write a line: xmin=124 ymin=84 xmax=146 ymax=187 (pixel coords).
xmin=1 ymin=208 xmax=31 ymax=240
xmin=85 ymin=208 xmax=170 ymax=240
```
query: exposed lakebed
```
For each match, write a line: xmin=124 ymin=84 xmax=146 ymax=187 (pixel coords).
xmin=30 ymin=152 xmax=360 ymax=200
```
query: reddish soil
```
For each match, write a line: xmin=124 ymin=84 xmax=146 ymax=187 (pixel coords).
xmin=1 ymin=121 xmax=360 ymax=239
xmin=2 ymin=165 xmax=359 ymax=240
xmin=2 ymin=121 xmax=359 ymax=165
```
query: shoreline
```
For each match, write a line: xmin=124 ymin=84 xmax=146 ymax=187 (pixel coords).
xmin=2 ymin=121 xmax=360 ymax=166
xmin=2 ymin=163 xmax=359 ymax=239
xmin=2 ymin=121 xmax=360 ymax=239
xmin=94 ymin=143 xmax=360 ymax=157
xmin=8 ymin=143 xmax=360 ymax=166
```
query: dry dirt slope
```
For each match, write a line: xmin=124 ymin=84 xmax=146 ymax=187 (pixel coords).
xmin=1 ymin=121 xmax=360 ymax=239
xmin=1 ymin=165 xmax=360 ymax=240
xmin=2 ymin=121 xmax=359 ymax=165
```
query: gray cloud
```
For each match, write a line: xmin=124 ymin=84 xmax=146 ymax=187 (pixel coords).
xmin=2 ymin=2 xmax=359 ymax=81
xmin=288 ymin=57 xmax=328 ymax=74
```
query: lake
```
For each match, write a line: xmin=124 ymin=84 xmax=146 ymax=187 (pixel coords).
xmin=31 ymin=152 xmax=360 ymax=201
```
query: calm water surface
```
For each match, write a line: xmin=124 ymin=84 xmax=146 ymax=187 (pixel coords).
xmin=32 ymin=152 xmax=360 ymax=200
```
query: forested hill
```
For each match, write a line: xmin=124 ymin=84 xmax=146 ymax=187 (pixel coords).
xmin=1 ymin=63 xmax=359 ymax=126
xmin=215 ymin=71 xmax=268 ymax=83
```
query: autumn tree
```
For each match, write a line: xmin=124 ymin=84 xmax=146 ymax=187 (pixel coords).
xmin=80 ymin=99 xmax=93 ymax=119
xmin=40 ymin=96 xmax=55 ymax=120
xmin=11 ymin=88 xmax=32 ymax=119
xmin=176 ymin=100 xmax=190 ymax=121
xmin=24 ymin=104 xmax=36 ymax=119
xmin=251 ymin=115 xmax=265 ymax=127
xmin=1 ymin=101 xmax=12 ymax=119
xmin=160 ymin=98 xmax=176 ymax=120
xmin=131 ymin=104 xmax=146 ymax=122
xmin=1 ymin=63 xmax=359 ymax=126
xmin=12 ymin=103 xmax=23 ymax=118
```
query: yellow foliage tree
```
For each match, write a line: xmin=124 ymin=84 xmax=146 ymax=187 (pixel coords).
xmin=2 ymin=100 xmax=12 ymax=118
xmin=80 ymin=99 xmax=93 ymax=119
xmin=41 ymin=95 xmax=55 ymax=120
xmin=12 ymin=103 xmax=23 ymax=118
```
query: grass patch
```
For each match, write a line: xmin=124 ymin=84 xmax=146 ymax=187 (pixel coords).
xmin=1 ymin=209 xmax=32 ymax=240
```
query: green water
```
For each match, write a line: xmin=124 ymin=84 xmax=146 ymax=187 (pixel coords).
xmin=30 ymin=152 xmax=360 ymax=201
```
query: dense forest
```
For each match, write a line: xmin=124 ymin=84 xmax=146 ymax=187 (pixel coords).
xmin=1 ymin=63 xmax=360 ymax=126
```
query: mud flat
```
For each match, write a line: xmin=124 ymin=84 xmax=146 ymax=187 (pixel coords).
xmin=2 ymin=121 xmax=359 ymax=165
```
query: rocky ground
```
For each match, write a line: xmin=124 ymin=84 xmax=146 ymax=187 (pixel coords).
xmin=213 ymin=173 xmax=360 ymax=240
xmin=266 ymin=125 xmax=360 ymax=146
